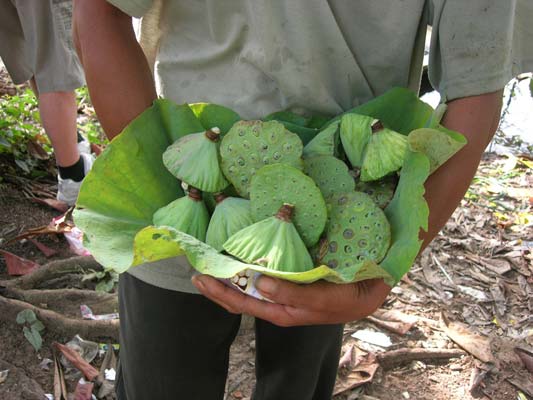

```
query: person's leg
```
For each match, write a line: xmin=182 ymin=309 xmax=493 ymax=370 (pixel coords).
xmin=29 ymin=79 xmax=80 ymax=167
xmin=116 ymin=272 xmax=241 ymax=400
xmin=253 ymin=319 xmax=344 ymax=400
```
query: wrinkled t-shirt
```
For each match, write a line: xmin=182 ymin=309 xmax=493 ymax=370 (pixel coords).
xmin=107 ymin=0 xmax=533 ymax=293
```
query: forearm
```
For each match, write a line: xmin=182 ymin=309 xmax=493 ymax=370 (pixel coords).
xmin=73 ymin=0 xmax=157 ymax=139
xmin=421 ymin=90 xmax=503 ymax=248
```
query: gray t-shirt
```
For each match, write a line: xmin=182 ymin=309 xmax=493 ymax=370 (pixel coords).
xmin=107 ymin=0 xmax=532 ymax=292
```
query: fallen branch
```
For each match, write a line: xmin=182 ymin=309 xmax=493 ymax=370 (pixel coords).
xmin=0 ymin=295 xmax=119 ymax=341
xmin=0 ymin=256 xmax=102 ymax=289
xmin=377 ymin=348 xmax=465 ymax=369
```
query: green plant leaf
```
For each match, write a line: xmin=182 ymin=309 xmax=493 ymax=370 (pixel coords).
xmin=73 ymin=100 xmax=203 ymax=273
xmin=74 ymin=99 xmax=238 ymax=273
xmin=16 ymin=309 xmax=36 ymax=324
xmin=23 ymin=326 xmax=43 ymax=352
xmin=132 ymin=227 xmax=392 ymax=284
xmin=328 ymin=87 xmax=434 ymax=135
xmin=189 ymin=103 xmax=241 ymax=134
xmin=96 ymin=279 xmax=116 ymax=293
xmin=408 ymin=127 xmax=467 ymax=173
xmin=31 ymin=320 xmax=45 ymax=332
xmin=264 ymin=111 xmax=309 ymax=127
xmin=381 ymin=150 xmax=430 ymax=282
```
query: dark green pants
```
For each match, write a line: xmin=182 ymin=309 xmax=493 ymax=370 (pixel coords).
xmin=116 ymin=273 xmax=343 ymax=400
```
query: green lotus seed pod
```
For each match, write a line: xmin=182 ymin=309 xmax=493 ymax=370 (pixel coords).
xmin=223 ymin=203 xmax=314 ymax=272
xmin=360 ymin=127 xmax=407 ymax=181
xmin=220 ymin=120 xmax=304 ymax=198
xmin=354 ymin=175 xmax=398 ymax=209
xmin=152 ymin=188 xmax=210 ymax=242
xmin=317 ymin=192 xmax=390 ymax=269
xmin=163 ymin=127 xmax=229 ymax=192
xmin=304 ymin=155 xmax=354 ymax=199
xmin=206 ymin=194 xmax=254 ymax=252
xmin=250 ymin=164 xmax=327 ymax=247
xmin=303 ymin=121 xmax=340 ymax=158
xmin=340 ymin=113 xmax=374 ymax=168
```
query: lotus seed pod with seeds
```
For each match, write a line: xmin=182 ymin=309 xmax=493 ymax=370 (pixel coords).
xmin=304 ymin=155 xmax=354 ymax=199
xmin=317 ymin=192 xmax=390 ymax=269
xmin=152 ymin=188 xmax=210 ymax=242
xmin=360 ymin=127 xmax=407 ymax=181
xmin=340 ymin=113 xmax=374 ymax=168
xmin=223 ymin=204 xmax=314 ymax=272
xmin=303 ymin=121 xmax=340 ymax=158
xmin=220 ymin=120 xmax=304 ymax=198
xmin=206 ymin=194 xmax=254 ymax=252
xmin=162 ymin=127 xmax=229 ymax=192
xmin=250 ymin=164 xmax=327 ymax=247
xmin=354 ymin=175 xmax=398 ymax=209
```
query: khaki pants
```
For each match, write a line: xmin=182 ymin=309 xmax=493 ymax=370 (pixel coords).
xmin=0 ymin=0 xmax=84 ymax=93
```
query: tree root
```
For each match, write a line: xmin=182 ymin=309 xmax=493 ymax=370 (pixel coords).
xmin=377 ymin=348 xmax=465 ymax=369
xmin=0 ymin=256 xmax=102 ymax=289
xmin=0 ymin=294 xmax=119 ymax=341
xmin=0 ymin=287 xmax=117 ymax=316
xmin=0 ymin=256 xmax=119 ymax=341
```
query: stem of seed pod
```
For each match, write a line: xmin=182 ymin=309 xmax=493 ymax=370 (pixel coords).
xmin=276 ymin=203 xmax=294 ymax=222
xmin=205 ymin=127 xmax=221 ymax=142
xmin=371 ymin=120 xmax=384 ymax=133
xmin=214 ymin=192 xmax=227 ymax=204
xmin=188 ymin=187 xmax=203 ymax=201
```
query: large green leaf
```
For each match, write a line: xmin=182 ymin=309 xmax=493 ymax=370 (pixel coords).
xmin=329 ymin=87 xmax=433 ymax=135
xmin=73 ymin=100 xmax=202 ymax=273
xmin=190 ymin=103 xmax=241 ymax=134
xmin=381 ymin=150 xmax=430 ymax=282
xmin=131 ymin=227 xmax=392 ymax=284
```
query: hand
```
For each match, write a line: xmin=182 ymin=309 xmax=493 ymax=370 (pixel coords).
xmin=191 ymin=274 xmax=391 ymax=327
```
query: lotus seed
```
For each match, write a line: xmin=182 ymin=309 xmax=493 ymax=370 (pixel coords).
xmin=344 ymin=245 xmax=352 ymax=253
xmin=327 ymin=260 xmax=338 ymax=268
xmin=343 ymin=229 xmax=354 ymax=239
xmin=329 ymin=241 xmax=338 ymax=252
xmin=237 ymin=157 xmax=245 ymax=166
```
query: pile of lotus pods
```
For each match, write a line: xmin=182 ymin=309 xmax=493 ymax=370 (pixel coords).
xmin=154 ymin=114 xmax=409 ymax=274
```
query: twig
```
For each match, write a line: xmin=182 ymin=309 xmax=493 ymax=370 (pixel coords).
xmin=376 ymin=348 xmax=465 ymax=369
xmin=431 ymin=254 xmax=454 ymax=285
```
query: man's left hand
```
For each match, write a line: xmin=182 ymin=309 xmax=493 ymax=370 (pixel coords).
xmin=192 ymin=274 xmax=391 ymax=326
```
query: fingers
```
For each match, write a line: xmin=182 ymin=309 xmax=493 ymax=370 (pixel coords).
xmin=192 ymin=275 xmax=320 ymax=326
xmin=255 ymin=275 xmax=353 ymax=312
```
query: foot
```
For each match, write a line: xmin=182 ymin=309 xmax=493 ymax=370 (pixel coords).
xmin=57 ymin=152 xmax=95 ymax=206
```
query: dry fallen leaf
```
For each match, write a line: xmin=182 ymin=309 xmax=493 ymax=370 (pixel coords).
xmin=28 ymin=238 xmax=58 ymax=258
xmin=333 ymin=353 xmax=379 ymax=395
xmin=0 ymin=250 xmax=40 ymax=276
xmin=441 ymin=313 xmax=495 ymax=364
xmin=515 ymin=346 xmax=533 ymax=374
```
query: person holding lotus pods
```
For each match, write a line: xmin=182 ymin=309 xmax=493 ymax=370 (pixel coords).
xmin=72 ymin=1 xmax=532 ymax=399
